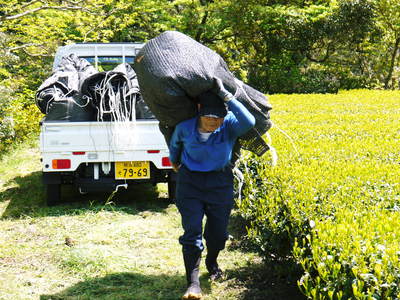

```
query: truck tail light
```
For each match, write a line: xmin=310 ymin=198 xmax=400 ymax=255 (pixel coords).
xmin=52 ymin=159 xmax=71 ymax=169
xmin=147 ymin=150 xmax=160 ymax=153
xmin=73 ymin=152 xmax=86 ymax=155
xmin=162 ymin=157 xmax=171 ymax=167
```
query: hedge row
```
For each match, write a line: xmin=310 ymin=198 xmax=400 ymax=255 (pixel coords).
xmin=238 ymin=90 xmax=400 ymax=299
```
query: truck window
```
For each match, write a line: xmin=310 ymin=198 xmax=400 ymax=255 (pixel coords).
xmin=81 ymin=56 xmax=135 ymax=71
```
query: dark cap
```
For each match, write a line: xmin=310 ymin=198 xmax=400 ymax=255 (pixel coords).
xmin=198 ymin=91 xmax=227 ymax=118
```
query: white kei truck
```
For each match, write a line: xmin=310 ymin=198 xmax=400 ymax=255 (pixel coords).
xmin=39 ymin=43 xmax=175 ymax=205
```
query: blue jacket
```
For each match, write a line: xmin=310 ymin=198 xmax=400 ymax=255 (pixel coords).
xmin=169 ymin=98 xmax=255 ymax=172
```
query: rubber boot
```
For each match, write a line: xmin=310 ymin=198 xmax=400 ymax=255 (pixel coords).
xmin=182 ymin=247 xmax=202 ymax=300
xmin=205 ymin=248 xmax=223 ymax=281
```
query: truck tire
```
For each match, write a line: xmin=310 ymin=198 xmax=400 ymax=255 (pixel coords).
xmin=46 ymin=184 xmax=61 ymax=206
xmin=167 ymin=179 xmax=176 ymax=203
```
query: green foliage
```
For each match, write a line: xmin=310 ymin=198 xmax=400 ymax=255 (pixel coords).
xmin=0 ymin=0 xmax=399 ymax=154
xmin=220 ymin=0 xmax=377 ymax=93
xmin=111 ymin=0 xmax=178 ymax=42
xmin=9 ymin=95 xmax=41 ymax=141
xmin=0 ymin=85 xmax=14 ymax=151
xmin=238 ymin=90 xmax=400 ymax=299
xmin=372 ymin=0 xmax=400 ymax=89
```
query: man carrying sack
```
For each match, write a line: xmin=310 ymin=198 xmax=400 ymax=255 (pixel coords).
xmin=169 ymin=79 xmax=256 ymax=299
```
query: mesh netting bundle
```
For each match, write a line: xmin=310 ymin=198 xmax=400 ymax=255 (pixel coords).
xmin=35 ymin=53 xmax=97 ymax=115
xmin=35 ymin=54 xmax=97 ymax=121
xmin=81 ymin=64 xmax=137 ymax=122
xmin=36 ymin=55 xmax=153 ymax=122
xmin=134 ymin=31 xmax=272 ymax=156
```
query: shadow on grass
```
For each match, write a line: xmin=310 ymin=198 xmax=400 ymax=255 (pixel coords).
xmin=40 ymin=271 xmax=211 ymax=300
xmin=225 ymin=259 xmax=306 ymax=300
xmin=0 ymin=171 xmax=172 ymax=219
xmin=226 ymin=212 xmax=306 ymax=300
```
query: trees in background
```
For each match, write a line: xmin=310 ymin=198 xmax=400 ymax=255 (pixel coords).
xmin=374 ymin=0 xmax=400 ymax=89
xmin=0 ymin=0 xmax=399 ymax=149
xmin=200 ymin=0 xmax=378 ymax=93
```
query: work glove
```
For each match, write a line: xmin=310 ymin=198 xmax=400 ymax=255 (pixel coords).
xmin=214 ymin=78 xmax=234 ymax=102
xmin=171 ymin=162 xmax=181 ymax=173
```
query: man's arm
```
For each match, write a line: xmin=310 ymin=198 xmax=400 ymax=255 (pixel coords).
xmin=214 ymin=78 xmax=255 ymax=137
xmin=226 ymin=98 xmax=255 ymax=137
xmin=169 ymin=125 xmax=183 ymax=172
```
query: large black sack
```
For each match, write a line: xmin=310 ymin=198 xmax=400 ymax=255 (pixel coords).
xmin=134 ymin=31 xmax=272 ymax=156
xmin=35 ymin=53 xmax=97 ymax=121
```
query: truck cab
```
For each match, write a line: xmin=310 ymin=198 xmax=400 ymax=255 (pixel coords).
xmin=40 ymin=43 xmax=175 ymax=205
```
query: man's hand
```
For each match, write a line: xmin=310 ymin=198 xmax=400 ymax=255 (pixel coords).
xmin=171 ymin=162 xmax=181 ymax=172
xmin=214 ymin=78 xmax=234 ymax=102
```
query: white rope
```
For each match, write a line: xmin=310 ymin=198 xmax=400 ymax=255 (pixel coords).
xmin=233 ymin=165 xmax=245 ymax=201
xmin=264 ymin=131 xmax=278 ymax=166
xmin=271 ymin=123 xmax=300 ymax=157
xmin=92 ymin=73 xmax=136 ymax=123
xmin=88 ymin=72 xmax=137 ymax=151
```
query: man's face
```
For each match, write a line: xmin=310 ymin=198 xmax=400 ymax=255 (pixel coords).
xmin=199 ymin=116 xmax=224 ymax=132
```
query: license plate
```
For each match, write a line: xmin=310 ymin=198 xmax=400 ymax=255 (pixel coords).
xmin=115 ymin=161 xmax=150 ymax=179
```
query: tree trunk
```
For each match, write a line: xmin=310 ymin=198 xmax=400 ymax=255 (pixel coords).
xmin=384 ymin=36 xmax=400 ymax=89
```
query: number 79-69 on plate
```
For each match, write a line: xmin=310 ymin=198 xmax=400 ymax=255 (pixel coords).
xmin=115 ymin=161 xmax=150 ymax=179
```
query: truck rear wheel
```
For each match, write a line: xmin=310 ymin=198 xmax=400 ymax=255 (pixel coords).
xmin=46 ymin=184 xmax=61 ymax=206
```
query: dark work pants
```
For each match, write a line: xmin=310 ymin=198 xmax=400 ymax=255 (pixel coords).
xmin=175 ymin=165 xmax=234 ymax=252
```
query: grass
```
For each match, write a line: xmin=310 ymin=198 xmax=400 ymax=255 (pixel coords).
xmin=0 ymin=141 xmax=305 ymax=299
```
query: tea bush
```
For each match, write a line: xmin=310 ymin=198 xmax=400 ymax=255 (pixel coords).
xmin=237 ymin=90 xmax=400 ymax=299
